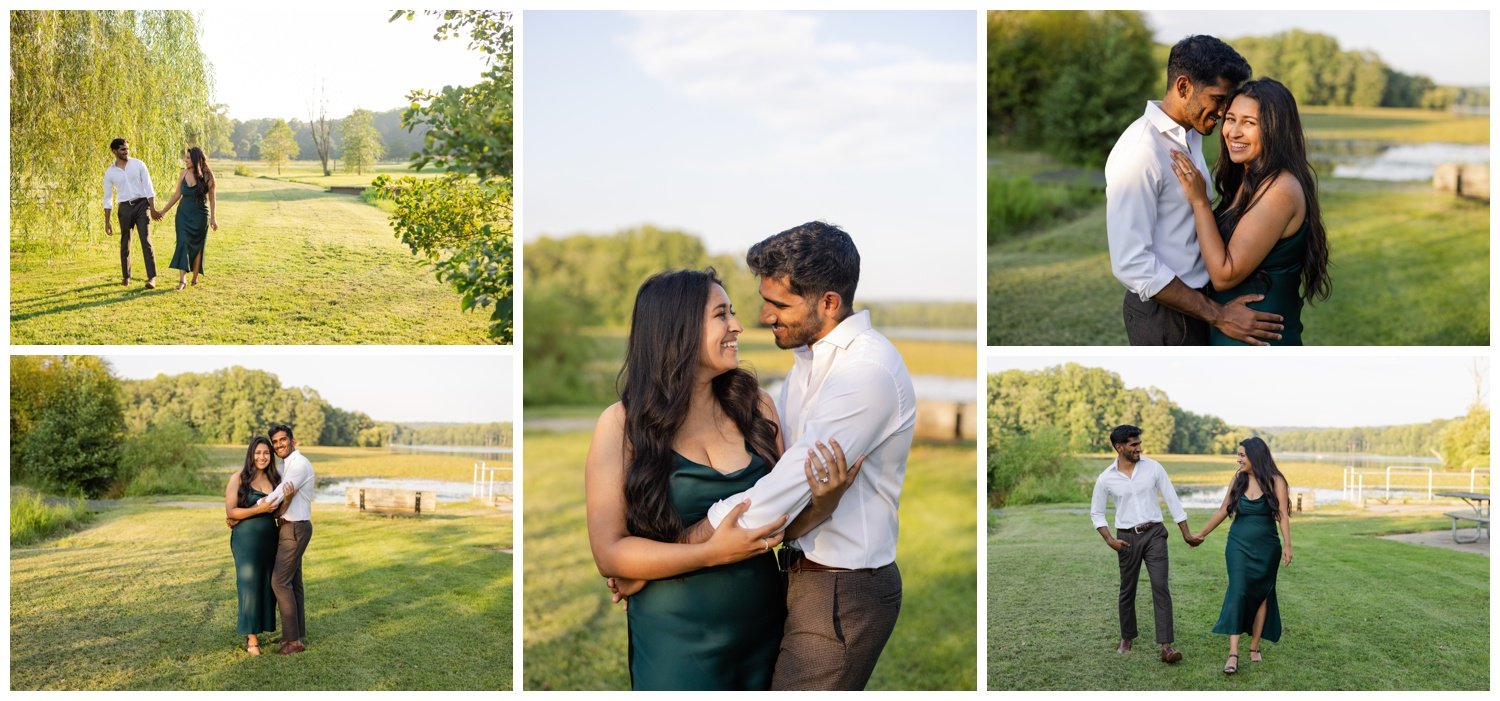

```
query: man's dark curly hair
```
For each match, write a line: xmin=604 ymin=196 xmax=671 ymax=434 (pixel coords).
xmin=745 ymin=221 xmax=860 ymax=314
xmin=1166 ymin=35 xmax=1251 ymax=88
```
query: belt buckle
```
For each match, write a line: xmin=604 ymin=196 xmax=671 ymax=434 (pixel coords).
xmin=777 ymin=544 xmax=802 ymax=573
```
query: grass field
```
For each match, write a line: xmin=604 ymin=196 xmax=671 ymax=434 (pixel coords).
xmin=988 ymin=107 xmax=1490 ymax=345
xmin=199 ymin=445 xmax=508 ymax=485
xmin=10 ymin=171 xmax=489 ymax=344
xmin=988 ymin=504 xmax=1488 ymax=690
xmin=522 ymin=429 xmax=977 ymax=690
xmin=243 ymin=160 xmax=447 ymax=190
xmin=11 ymin=499 xmax=512 ymax=690
xmin=1301 ymin=106 xmax=1490 ymax=144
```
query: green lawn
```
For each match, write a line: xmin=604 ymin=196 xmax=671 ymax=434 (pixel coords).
xmin=522 ymin=429 xmax=978 ymax=690
xmin=247 ymin=160 xmax=447 ymax=190
xmin=200 ymin=445 xmax=509 ymax=485
xmin=988 ymin=504 xmax=1488 ymax=690
xmin=11 ymin=500 xmax=512 ymax=690
xmin=1301 ymin=106 xmax=1489 ymax=144
xmin=988 ymin=178 xmax=1489 ymax=345
xmin=10 ymin=172 xmax=490 ymax=344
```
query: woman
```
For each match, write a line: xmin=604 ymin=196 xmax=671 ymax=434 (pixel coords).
xmin=223 ymin=436 xmax=292 ymax=655
xmin=1192 ymin=437 xmax=1293 ymax=674
xmin=584 ymin=268 xmax=860 ymax=690
xmin=1170 ymin=77 xmax=1331 ymax=345
xmin=158 ymin=147 xmax=218 ymax=291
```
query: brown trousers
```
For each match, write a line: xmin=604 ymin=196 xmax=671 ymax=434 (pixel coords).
xmin=1123 ymin=290 xmax=1209 ymax=345
xmin=272 ymin=520 xmax=313 ymax=642
xmin=1117 ymin=522 xmax=1173 ymax=644
xmin=116 ymin=199 xmax=156 ymax=281
xmin=771 ymin=562 xmax=902 ymax=690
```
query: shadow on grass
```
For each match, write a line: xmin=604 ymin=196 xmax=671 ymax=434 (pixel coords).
xmin=10 ymin=506 xmax=513 ymax=690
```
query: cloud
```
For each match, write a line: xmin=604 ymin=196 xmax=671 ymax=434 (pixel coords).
xmin=620 ymin=12 xmax=973 ymax=170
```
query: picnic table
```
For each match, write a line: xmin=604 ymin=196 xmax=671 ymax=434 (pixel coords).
xmin=1436 ymin=491 xmax=1489 ymax=544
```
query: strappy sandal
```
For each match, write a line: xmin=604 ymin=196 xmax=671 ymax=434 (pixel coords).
xmin=247 ymin=643 xmax=261 ymax=656
xmin=175 ymin=281 xmax=187 ymax=291
xmin=1249 ymin=646 xmax=1262 ymax=663
xmin=1223 ymin=653 xmax=1239 ymax=674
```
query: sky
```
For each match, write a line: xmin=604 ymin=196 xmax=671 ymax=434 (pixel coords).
xmin=103 ymin=355 xmax=514 ymax=424
xmin=987 ymin=355 xmax=1488 ymax=429
xmin=1147 ymin=11 xmax=1490 ymax=86
xmin=522 ymin=11 xmax=979 ymax=302
xmin=199 ymin=10 xmax=489 ymax=120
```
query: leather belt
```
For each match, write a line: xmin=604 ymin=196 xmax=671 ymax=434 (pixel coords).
xmin=1119 ymin=521 xmax=1161 ymax=535
xmin=123 ymin=197 xmax=148 ymax=206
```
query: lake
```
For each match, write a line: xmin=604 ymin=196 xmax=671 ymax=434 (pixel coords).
xmin=312 ymin=476 xmax=512 ymax=504
xmin=1310 ymin=140 xmax=1489 ymax=182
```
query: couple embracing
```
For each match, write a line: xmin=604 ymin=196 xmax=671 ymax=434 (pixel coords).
xmin=223 ymin=424 xmax=316 ymax=656
xmin=1092 ymin=425 xmax=1294 ymax=676
xmin=585 ymin=222 xmax=915 ymax=690
xmin=1108 ymin=35 xmax=1332 ymax=346
xmin=103 ymin=137 xmax=218 ymax=292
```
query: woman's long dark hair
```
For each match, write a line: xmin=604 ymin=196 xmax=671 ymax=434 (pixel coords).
xmin=187 ymin=146 xmax=214 ymax=191
xmin=618 ymin=268 xmax=781 ymax=542
xmin=1226 ymin=436 xmax=1287 ymax=522
xmin=236 ymin=436 xmax=282 ymax=508
xmin=1212 ymin=77 xmax=1331 ymax=304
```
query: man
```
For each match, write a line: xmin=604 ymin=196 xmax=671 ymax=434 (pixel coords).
xmin=260 ymin=423 xmax=316 ymax=656
xmin=696 ymin=221 xmax=916 ymax=690
xmin=1105 ymin=35 xmax=1282 ymax=345
xmin=1090 ymin=425 xmax=1201 ymax=663
xmin=102 ymin=138 xmax=158 ymax=289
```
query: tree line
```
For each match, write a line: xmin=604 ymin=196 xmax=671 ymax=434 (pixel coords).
xmin=987 ymin=364 xmax=1490 ymax=505
xmin=988 ymin=10 xmax=1490 ymax=167
xmin=225 ymin=107 xmax=423 ymax=166
xmin=11 ymin=357 xmax=512 ymax=497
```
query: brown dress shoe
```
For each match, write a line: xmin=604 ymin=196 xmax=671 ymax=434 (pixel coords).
xmin=1160 ymin=645 xmax=1183 ymax=663
xmin=278 ymin=640 xmax=306 ymax=656
xmin=1116 ymin=639 xmax=1132 ymax=653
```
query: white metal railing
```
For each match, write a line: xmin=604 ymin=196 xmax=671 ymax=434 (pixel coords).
xmin=1470 ymin=467 xmax=1490 ymax=493
xmin=1386 ymin=466 xmax=1433 ymax=501
xmin=473 ymin=460 xmax=514 ymax=506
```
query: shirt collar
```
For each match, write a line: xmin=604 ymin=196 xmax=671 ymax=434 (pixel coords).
xmin=1145 ymin=101 xmax=1183 ymax=136
xmin=818 ymin=309 xmax=871 ymax=350
xmin=792 ymin=310 xmax=872 ymax=360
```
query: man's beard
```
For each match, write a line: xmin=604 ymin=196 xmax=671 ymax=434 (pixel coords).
xmin=774 ymin=321 xmax=820 ymax=349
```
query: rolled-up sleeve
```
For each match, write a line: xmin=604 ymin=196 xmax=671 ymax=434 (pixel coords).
xmin=706 ymin=360 xmax=899 ymax=530
xmin=1106 ymin=139 xmax=1175 ymax=301
xmin=103 ymin=172 xmax=113 ymax=210
xmin=1090 ymin=474 xmax=1110 ymax=529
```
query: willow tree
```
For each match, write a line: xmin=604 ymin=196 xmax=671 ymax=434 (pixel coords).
xmin=10 ymin=10 xmax=214 ymax=255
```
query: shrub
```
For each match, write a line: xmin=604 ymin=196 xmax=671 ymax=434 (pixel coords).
xmin=987 ymin=176 xmax=1099 ymax=244
xmin=10 ymin=487 xmax=90 ymax=546
xmin=375 ymin=173 xmax=513 ymax=342
xmin=987 ymin=426 xmax=1086 ymax=506
xmin=233 ymin=163 xmax=253 ymax=177
xmin=15 ymin=359 xmax=125 ymax=498
xmin=119 ymin=420 xmax=214 ymax=496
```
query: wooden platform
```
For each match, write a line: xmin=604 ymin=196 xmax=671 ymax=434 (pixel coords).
xmin=345 ymin=487 xmax=436 ymax=515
